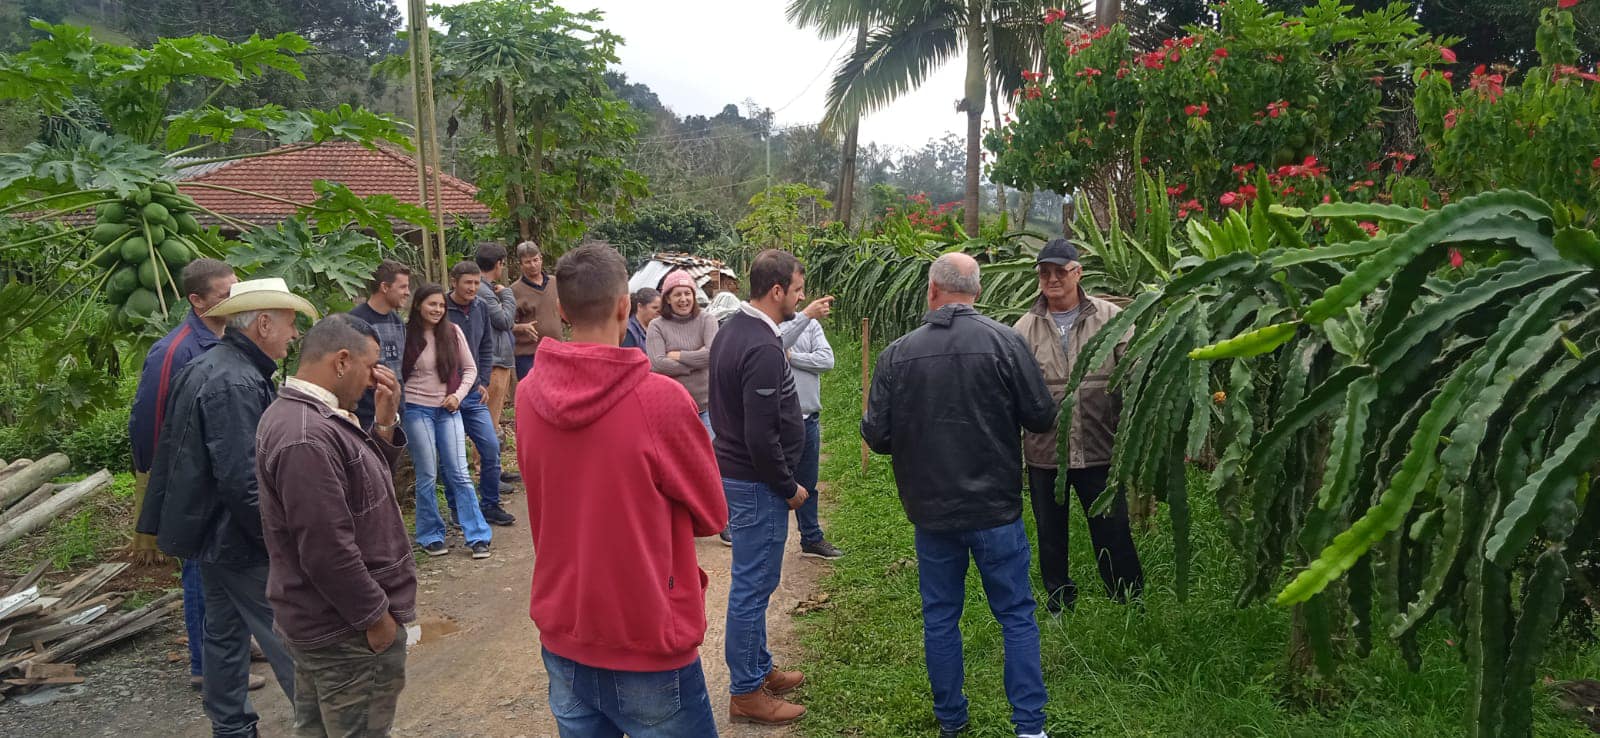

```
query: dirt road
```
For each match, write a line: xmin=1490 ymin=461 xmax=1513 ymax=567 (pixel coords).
xmin=0 ymin=488 xmax=827 ymax=737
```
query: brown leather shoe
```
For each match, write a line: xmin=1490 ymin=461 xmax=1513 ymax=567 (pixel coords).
xmin=729 ymin=690 xmax=807 ymax=725
xmin=763 ymin=667 xmax=805 ymax=695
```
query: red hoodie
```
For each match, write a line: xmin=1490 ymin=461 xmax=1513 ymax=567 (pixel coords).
xmin=516 ymin=337 xmax=727 ymax=671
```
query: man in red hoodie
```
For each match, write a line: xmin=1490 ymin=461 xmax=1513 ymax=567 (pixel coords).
xmin=515 ymin=242 xmax=728 ymax=737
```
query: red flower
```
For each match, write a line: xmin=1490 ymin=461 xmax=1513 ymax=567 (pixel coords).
xmin=1220 ymin=192 xmax=1240 ymax=208
xmin=1179 ymin=36 xmax=1198 ymax=49
xmin=1106 ymin=110 xmax=1118 ymax=123
xmin=1185 ymin=102 xmax=1210 ymax=117
xmin=1212 ymin=48 xmax=1229 ymax=59
xmin=1552 ymin=64 xmax=1600 ymax=82
xmin=1025 ymin=87 xmax=1042 ymax=99
xmin=1444 ymin=108 xmax=1460 ymax=129
xmin=1268 ymin=53 xmax=1285 ymax=63
xmin=1371 ymin=75 xmax=1384 ymax=86
xmin=1167 ymin=183 xmax=1188 ymax=196
xmin=1177 ymin=199 xmax=1202 ymax=218
xmin=1449 ymin=248 xmax=1465 ymax=269
xmin=1358 ymin=221 xmax=1379 ymax=237
xmin=1139 ymin=50 xmax=1167 ymax=69
xmin=1440 ymin=46 xmax=1457 ymax=63
xmin=1231 ymin=163 xmax=1257 ymax=180
xmin=1593 ymin=156 xmax=1600 ymax=169
xmin=1022 ymin=70 xmax=1043 ymax=82
xmin=1239 ymin=184 xmax=1258 ymax=201
xmin=1044 ymin=8 xmax=1067 ymax=24
xmin=1366 ymin=161 xmax=1382 ymax=172
xmin=1075 ymin=67 xmax=1103 ymax=78
xmin=1277 ymin=156 xmax=1328 ymax=178
xmin=1558 ymin=0 xmax=1579 ymax=8
xmin=1115 ymin=66 xmax=1131 ymax=79
xmin=1090 ymin=26 xmax=1112 ymax=40
xmin=1266 ymin=100 xmax=1289 ymax=118
xmin=1469 ymin=65 xmax=1505 ymax=102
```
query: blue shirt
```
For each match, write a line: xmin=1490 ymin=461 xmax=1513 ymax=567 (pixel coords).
xmin=128 ymin=310 xmax=221 ymax=472
xmin=446 ymin=292 xmax=495 ymax=392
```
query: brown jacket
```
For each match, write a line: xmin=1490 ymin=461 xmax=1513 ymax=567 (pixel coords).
xmin=512 ymin=273 xmax=562 ymax=356
xmin=1013 ymin=290 xmax=1130 ymax=470
xmin=255 ymin=385 xmax=417 ymax=649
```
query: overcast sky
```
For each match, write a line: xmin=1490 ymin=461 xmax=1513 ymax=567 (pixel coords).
xmin=399 ymin=0 xmax=985 ymax=152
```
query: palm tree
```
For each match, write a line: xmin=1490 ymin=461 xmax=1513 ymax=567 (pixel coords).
xmin=821 ymin=0 xmax=1047 ymax=237
xmin=786 ymin=0 xmax=893 ymax=230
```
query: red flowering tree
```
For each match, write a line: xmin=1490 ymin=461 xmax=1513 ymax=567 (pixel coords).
xmin=985 ymin=0 xmax=1446 ymax=220
xmin=1415 ymin=7 xmax=1600 ymax=217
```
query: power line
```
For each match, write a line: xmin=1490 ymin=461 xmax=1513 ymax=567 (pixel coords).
xmin=771 ymin=36 xmax=852 ymax=115
xmin=648 ymin=177 xmax=766 ymax=199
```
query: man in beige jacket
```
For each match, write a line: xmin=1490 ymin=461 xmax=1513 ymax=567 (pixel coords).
xmin=1013 ymin=239 xmax=1144 ymax=615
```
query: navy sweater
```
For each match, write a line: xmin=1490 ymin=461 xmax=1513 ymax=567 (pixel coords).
xmin=709 ymin=309 xmax=805 ymax=498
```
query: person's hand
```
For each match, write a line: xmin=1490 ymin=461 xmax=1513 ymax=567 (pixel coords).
xmin=366 ymin=611 xmax=398 ymax=653
xmin=372 ymin=365 xmax=399 ymax=429
xmin=802 ymin=296 xmax=835 ymax=321
xmin=668 ymin=351 xmax=682 ymax=361
xmin=787 ymin=485 xmax=810 ymax=510
xmin=443 ymin=395 xmax=461 ymax=412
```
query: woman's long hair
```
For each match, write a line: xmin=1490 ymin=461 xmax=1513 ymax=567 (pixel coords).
xmin=402 ymin=282 xmax=461 ymax=384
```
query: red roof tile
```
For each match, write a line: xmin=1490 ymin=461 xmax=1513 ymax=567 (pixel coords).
xmin=177 ymin=142 xmax=492 ymax=228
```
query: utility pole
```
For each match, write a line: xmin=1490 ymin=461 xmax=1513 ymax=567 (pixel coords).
xmin=406 ymin=0 xmax=448 ymax=282
xmin=765 ymin=133 xmax=772 ymax=192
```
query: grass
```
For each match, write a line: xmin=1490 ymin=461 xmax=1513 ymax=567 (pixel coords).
xmin=2 ymin=471 xmax=137 ymax=576
xmin=794 ymin=341 xmax=1599 ymax=737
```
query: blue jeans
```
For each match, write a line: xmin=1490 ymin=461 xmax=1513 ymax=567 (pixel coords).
xmin=723 ymin=477 xmax=790 ymax=695
xmin=915 ymin=518 xmax=1047 ymax=735
xmin=541 ymin=648 xmax=718 ymax=738
xmin=516 ymin=354 xmax=534 ymax=380
xmin=403 ymin=403 xmax=492 ymax=547
xmin=182 ymin=558 xmax=205 ymax=676
xmin=698 ymin=410 xmax=714 ymax=440
xmin=794 ymin=415 xmax=823 ymax=544
xmin=458 ymin=388 xmax=502 ymax=510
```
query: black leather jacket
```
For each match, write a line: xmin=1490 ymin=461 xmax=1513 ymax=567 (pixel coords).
xmin=136 ymin=331 xmax=280 ymax=565
xmin=861 ymin=303 xmax=1057 ymax=532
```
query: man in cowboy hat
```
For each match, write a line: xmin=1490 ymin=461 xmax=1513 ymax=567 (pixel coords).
xmin=137 ymin=277 xmax=318 ymax=738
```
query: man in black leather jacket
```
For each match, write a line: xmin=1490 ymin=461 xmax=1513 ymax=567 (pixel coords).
xmin=861 ymin=253 xmax=1057 ymax=738
xmin=137 ymin=277 xmax=316 ymax=738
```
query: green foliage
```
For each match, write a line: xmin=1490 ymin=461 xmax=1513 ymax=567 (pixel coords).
xmin=591 ymin=202 xmax=729 ymax=267
xmin=736 ymin=183 xmax=833 ymax=253
xmin=1076 ymin=188 xmax=1599 ymax=736
xmin=229 ymin=217 xmax=380 ymax=314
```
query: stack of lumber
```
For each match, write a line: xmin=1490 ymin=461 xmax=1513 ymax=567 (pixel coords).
xmin=0 ymin=562 xmax=180 ymax=696
xmin=0 ymin=460 xmax=112 ymax=548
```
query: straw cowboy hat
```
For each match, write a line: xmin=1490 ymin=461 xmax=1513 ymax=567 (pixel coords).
xmin=204 ymin=277 xmax=319 ymax=319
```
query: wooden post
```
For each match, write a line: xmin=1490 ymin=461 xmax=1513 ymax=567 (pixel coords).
xmin=860 ymin=318 xmax=870 ymax=472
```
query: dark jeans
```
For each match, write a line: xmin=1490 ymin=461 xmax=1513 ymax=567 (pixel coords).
xmin=198 ymin=562 xmax=296 ymax=737
xmin=541 ymin=648 xmax=718 ymax=738
xmin=794 ymin=414 xmax=823 ymax=543
xmin=915 ymin=519 xmax=1047 ymax=735
xmin=289 ymin=630 xmax=407 ymax=738
xmin=515 ymin=354 xmax=534 ymax=380
xmin=723 ymin=477 xmax=789 ymax=695
xmin=182 ymin=558 xmax=205 ymax=676
xmin=455 ymin=388 xmax=501 ymax=511
xmin=1026 ymin=465 xmax=1145 ymax=609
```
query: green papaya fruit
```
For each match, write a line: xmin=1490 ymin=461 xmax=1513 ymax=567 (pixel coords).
xmin=120 ymin=236 xmax=151 ymax=263
xmin=96 ymin=203 xmax=126 ymax=222
xmin=90 ymin=244 xmax=120 ymax=269
xmin=158 ymin=239 xmax=191 ymax=267
xmin=92 ymin=222 xmax=133 ymax=245
xmin=174 ymin=212 xmax=201 ymax=236
xmin=107 ymin=266 xmax=140 ymax=302
xmin=124 ymin=288 xmax=160 ymax=317
xmin=145 ymin=223 xmax=167 ymax=244
xmin=133 ymin=189 xmax=152 ymax=207
xmin=138 ymin=259 xmax=161 ymax=290
xmin=149 ymin=181 xmax=176 ymax=195
xmin=142 ymin=203 xmax=170 ymax=223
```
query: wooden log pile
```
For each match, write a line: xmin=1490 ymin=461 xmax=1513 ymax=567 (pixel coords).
xmin=0 ymin=460 xmax=111 ymax=548
xmin=0 ymin=563 xmax=181 ymax=696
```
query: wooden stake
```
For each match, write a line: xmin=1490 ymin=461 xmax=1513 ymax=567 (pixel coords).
xmin=860 ymin=318 xmax=870 ymax=473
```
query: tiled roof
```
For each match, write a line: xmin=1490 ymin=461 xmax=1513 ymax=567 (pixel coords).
xmin=175 ymin=141 xmax=492 ymax=228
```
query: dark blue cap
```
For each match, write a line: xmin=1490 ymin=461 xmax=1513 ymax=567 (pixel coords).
xmin=1036 ymin=238 xmax=1079 ymax=266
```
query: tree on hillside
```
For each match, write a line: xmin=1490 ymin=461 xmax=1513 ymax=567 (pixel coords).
xmin=821 ymin=0 xmax=1048 ymax=237
xmin=386 ymin=0 xmax=648 ymax=250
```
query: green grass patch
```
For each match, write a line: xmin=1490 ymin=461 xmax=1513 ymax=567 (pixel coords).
xmin=795 ymin=342 xmax=1598 ymax=737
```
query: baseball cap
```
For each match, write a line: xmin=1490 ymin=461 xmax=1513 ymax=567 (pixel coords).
xmin=1036 ymin=238 xmax=1079 ymax=266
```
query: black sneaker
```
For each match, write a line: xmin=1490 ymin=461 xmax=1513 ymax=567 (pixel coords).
xmin=482 ymin=504 xmax=517 ymax=526
xmin=422 ymin=541 xmax=448 ymax=557
xmin=470 ymin=542 xmax=491 ymax=559
xmin=800 ymin=539 xmax=844 ymax=560
xmin=500 ymin=471 xmax=522 ymax=484
xmin=718 ymin=528 xmax=732 ymax=547
xmin=938 ymin=720 xmax=968 ymax=738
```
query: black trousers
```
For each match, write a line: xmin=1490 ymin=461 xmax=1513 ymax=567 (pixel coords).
xmin=1026 ymin=465 xmax=1144 ymax=608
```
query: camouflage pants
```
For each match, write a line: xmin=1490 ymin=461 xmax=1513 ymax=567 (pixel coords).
xmin=288 ymin=628 xmax=407 ymax=738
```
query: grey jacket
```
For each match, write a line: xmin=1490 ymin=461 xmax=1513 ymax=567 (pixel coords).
xmin=479 ymin=281 xmax=517 ymax=370
xmin=779 ymin=315 xmax=833 ymax=417
xmin=1013 ymin=291 xmax=1130 ymax=469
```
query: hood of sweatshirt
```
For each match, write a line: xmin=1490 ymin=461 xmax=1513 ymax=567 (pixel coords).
xmin=528 ymin=337 xmax=651 ymax=430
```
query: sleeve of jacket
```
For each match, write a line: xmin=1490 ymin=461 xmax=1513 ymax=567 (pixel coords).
xmin=199 ymin=387 xmax=264 ymax=546
xmin=491 ymin=285 xmax=517 ymax=331
xmin=860 ymin=343 xmax=895 ymax=454
xmin=474 ymin=307 xmax=495 ymax=384
xmin=777 ymin=314 xmax=811 ymax=350
xmin=267 ymin=441 xmax=391 ymax=631
xmin=741 ymin=344 xmax=799 ymax=497
xmin=674 ymin=314 xmax=718 ymax=369
xmin=646 ymin=321 xmax=692 ymax=376
xmin=1006 ymin=331 xmax=1058 ymax=434
xmin=453 ymin=325 xmax=477 ymax=403
xmin=650 ymin=384 xmax=729 ymax=536
xmin=788 ymin=320 xmax=834 ymax=373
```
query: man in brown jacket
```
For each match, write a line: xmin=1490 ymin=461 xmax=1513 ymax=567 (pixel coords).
xmin=1012 ymin=239 xmax=1144 ymax=615
xmin=511 ymin=240 xmax=563 ymax=380
xmin=256 ymin=314 xmax=417 ymax=736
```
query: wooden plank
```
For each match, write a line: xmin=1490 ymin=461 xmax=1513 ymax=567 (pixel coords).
xmin=54 ymin=564 xmax=126 ymax=609
xmin=3 ymin=675 xmax=84 ymax=686
xmin=4 ymin=623 xmax=90 ymax=647
xmin=62 ymin=604 xmax=177 ymax=663
xmin=23 ymin=590 xmax=180 ymax=669
xmin=4 ymin=560 xmax=52 ymax=597
xmin=23 ymin=662 xmax=74 ymax=679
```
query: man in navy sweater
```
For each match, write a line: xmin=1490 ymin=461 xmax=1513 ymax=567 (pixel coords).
xmin=446 ymin=261 xmax=515 ymax=527
xmin=708 ymin=249 xmax=812 ymax=726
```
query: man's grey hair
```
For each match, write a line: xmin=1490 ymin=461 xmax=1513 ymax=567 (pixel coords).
xmin=226 ymin=310 xmax=264 ymax=333
xmin=515 ymin=240 xmax=541 ymax=259
xmin=929 ymin=253 xmax=982 ymax=296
